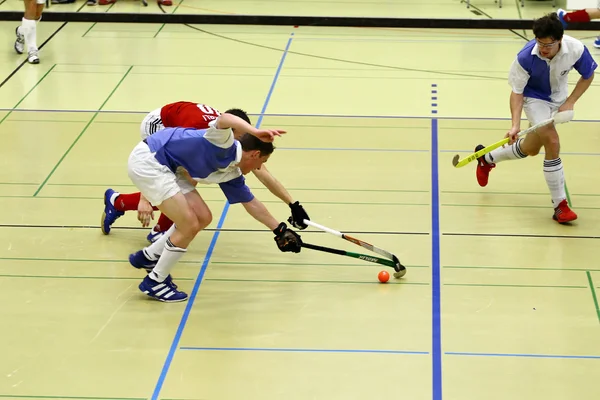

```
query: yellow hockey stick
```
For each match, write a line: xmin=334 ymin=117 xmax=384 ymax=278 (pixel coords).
xmin=451 ymin=110 xmax=574 ymax=168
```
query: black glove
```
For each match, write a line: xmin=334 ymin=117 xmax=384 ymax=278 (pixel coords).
xmin=287 ymin=201 xmax=309 ymax=230
xmin=273 ymin=222 xmax=302 ymax=253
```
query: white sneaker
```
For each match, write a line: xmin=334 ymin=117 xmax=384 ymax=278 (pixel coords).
xmin=27 ymin=50 xmax=40 ymax=64
xmin=14 ymin=26 xmax=24 ymax=54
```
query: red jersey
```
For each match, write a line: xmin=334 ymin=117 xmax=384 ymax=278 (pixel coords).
xmin=160 ymin=101 xmax=221 ymax=129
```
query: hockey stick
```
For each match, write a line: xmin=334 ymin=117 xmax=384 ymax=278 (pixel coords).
xmin=301 ymin=219 xmax=406 ymax=278
xmin=451 ymin=110 xmax=574 ymax=168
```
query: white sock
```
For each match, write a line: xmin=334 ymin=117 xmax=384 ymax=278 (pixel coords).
xmin=484 ymin=138 xmax=528 ymax=164
xmin=20 ymin=18 xmax=37 ymax=52
xmin=543 ymin=158 xmax=566 ymax=207
xmin=109 ymin=192 xmax=120 ymax=205
xmin=143 ymin=224 xmax=176 ymax=260
xmin=149 ymin=238 xmax=187 ymax=282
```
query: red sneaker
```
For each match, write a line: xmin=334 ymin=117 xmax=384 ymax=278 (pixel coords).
xmin=158 ymin=0 xmax=172 ymax=4
xmin=553 ymin=199 xmax=577 ymax=223
xmin=475 ymin=145 xmax=495 ymax=187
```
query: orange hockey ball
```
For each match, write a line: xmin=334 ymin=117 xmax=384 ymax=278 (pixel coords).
xmin=378 ymin=270 xmax=390 ymax=283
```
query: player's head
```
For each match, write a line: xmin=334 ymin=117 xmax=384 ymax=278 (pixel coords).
xmin=533 ymin=13 xmax=564 ymax=59
xmin=225 ymin=108 xmax=251 ymax=124
xmin=238 ymin=133 xmax=275 ymax=174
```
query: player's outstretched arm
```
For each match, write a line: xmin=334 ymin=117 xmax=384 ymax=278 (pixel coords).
xmin=215 ymin=113 xmax=286 ymax=142
xmin=561 ymin=73 xmax=594 ymax=112
xmin=252 ymin=164 xmax=310 ymax=229
xmin=242 ymin=197 xmax=302 ymax=253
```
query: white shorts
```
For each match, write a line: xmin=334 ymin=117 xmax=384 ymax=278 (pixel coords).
xmin=523 ymin=97 xmax=560 ymax=126
xmin=36 ymin=0 xmax=45 ymax=4
xmin=139 ymin=107 xmax=165 ymax=139
xmin=127 ymin=141 xmax=196 ymax=206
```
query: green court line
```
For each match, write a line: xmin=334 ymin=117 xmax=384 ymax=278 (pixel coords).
xmin=205 ymin=278 xmax=428 ymax=285
xmin=266 ymin=124 xmax=429 ymax=129
xmin=52 ymin=71 xmax=126 ymax=75
xmin=94 ymin=120 xmax=140 ymax=124
xmin=172 ymin=0 xmax=184 ymax=13
xmin=212 ymin=261 xmax=430 ymax=268
xmin=0 ymin=396 xmax=145 ymax=400
xmin=565 ymin=183 xmax=573 ymax=207
xmin=0 ymin=194 xmax=428 ymax=206
xmin=0 ymin=258 xmax=429 ymax=271
xmin=0 ymin=64 xmax=57 ymax=126
xmin=442 ymin=203 xmax=600 ymax=210
xmin=154 ymin=24 xmax=166 ymax=38
xmin=82 ymin=22 xmax=97 ymax=38
xmin=0 ymin=256 xmax=202 ymax=264
xmin=0 ymin=274 xmax=425 ymax=286
xmin=43 ymin=184 xmax=428 ymax=194
xmin=586 ymin=271 xmax=600 ymax=323
xmin=446 ymin=265 xmax=600 ymax=272
xmin=444 ymin=283 xmax=587 ymax=289
xmin=443 ymin=190 xmax=552 ymax=196
xmin=0 ymin=274 xmax=193 ymax=281
xmin=33 ymin=66 xmax=134 ymax=197
xmin=0 ymin=182 xmax=428 ymax=194
xmin=0 ymin=195 xmax=226 ymax=202
xmin=7 ymin=119 xmax=89 ymax=123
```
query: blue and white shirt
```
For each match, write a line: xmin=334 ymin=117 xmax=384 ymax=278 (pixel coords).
xmin=508 ymin=35 xmax=597 ymax=104
xmin=145 ymin=120 xmax=254 ymax=204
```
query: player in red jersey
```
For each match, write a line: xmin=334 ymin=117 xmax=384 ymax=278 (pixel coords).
xmin=101 ymin=101 xmax=310 ymax=242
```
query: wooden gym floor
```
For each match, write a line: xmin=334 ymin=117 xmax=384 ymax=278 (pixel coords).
xmin=0 ymin=1 xmax=599 ymax=399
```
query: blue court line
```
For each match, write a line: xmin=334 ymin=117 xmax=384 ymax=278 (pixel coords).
xmin=446 ymin=352 xmax=600 ymax=359
xmin=431 ymin=85 xmax=443 ymax=400
xmin=149 ymin=33 xmax=295 ymax=400
xmin=277 ymin=147 xmax=427 ymax=152
xmin=179 ymin=346 xmax=429 ymax=355
xmin=3 ymin=108 xmax=600 ymax=123
xmin=293 ymin=38 xmax=524 ymax=44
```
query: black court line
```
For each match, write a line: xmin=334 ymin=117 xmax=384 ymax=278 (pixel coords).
xmin=462 ymin=0 xmax=529 ymax=42
xmin=445 ymin=232 xmax=600 ymax=240
xmin=0 ymin=223 xmax=428 ymax=236
xmin=0 ymin=2 xmax=87 ymax=89
xmin=182 ymin=24 xmax=512 ymax=82
xmin=0 ymin=23 xmax=67 ymax=89
xmin=1 ymin=223 xmax=595 ymax=239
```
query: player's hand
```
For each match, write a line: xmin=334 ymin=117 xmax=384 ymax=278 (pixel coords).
xmin=137 ymin=198 xmax=154 ymax=228
xmin=287 ymin=201 xmax=309 ymax=230
xmin=273 ymin=222 xmax=302 ymax=253
xmin=253 ymin=129 xmax=286 ymax=142
xmin=558 ymin=100 xmax=574 ymax=113
xmin=505 ymin=126 xmax=521 ymax=145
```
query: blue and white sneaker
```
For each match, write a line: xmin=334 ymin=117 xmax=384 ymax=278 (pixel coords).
xmin=129 ymin=250 xmax=179 ymax=289
xmin=139 ymin=275 xmax=188 ymax=302
xmin=129 ymin=250 xmax=158 ymax=271
xmin=594 ymin=37 xmax=600 ymax=49
xmin=557 ymin=9 xmax=568 ymax=29
xmin=147 ymin=229 xmax=165 ymax=243
xmin=101 ymin=188 xmax=124 ymax=235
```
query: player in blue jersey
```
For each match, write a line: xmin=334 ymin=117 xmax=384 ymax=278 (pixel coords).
xmin=474 ymin=12 xmax=597 ymax=224
xmin=126 ymin=112 xmax=301 ymax=302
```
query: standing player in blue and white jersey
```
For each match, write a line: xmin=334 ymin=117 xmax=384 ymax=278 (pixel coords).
xmin=126 ymin=112 xmax=302 ymax=302
xmin=474 ymin=12 xmax=597 ymax=224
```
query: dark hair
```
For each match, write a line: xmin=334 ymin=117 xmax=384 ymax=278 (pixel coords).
xmin=225 ymin=108 xmax=251 ymax=125
xmin=238 ymin=133 xmax=275 ymax=157
xmin=533 ymin=13 xmax=564 ymax=41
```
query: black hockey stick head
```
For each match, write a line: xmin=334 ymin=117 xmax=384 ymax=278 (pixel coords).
xmin=392 ymin=254 xmax=407 ymax=279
